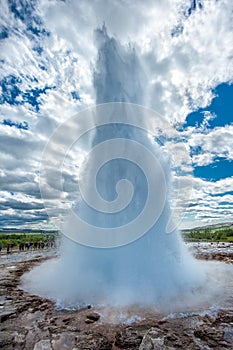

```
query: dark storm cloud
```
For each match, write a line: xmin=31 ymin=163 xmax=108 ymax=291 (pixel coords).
xmin=0 ymin=214 xmax=48 ymax=227
xmin=0 ymin=133 xmax=42 ymax=161
xmin=0 ymin=172 xmax=41 ymax=198
xmin=0 ymin=199 xmax=44 ymax=211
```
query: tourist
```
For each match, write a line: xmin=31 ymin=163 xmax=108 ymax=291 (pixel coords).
xmin=19 ymin=242 xmax=25 ymax=251
xmin=0 ymin=242 xmax=2 ymax=252
xmin=7 ymin=242 xmax=11 ymax=254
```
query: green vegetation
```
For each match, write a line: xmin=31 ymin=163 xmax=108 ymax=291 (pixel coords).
xmin=0 ymin=231 xmax=58 ymax=249
xmin=182 ymin=225 xmax=233 ymax=242
xmin=1 ymin=225 xmax=232 ymax=248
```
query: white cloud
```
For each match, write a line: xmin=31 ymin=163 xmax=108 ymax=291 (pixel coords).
xmin=187 ymin=125 xmax=233 ymax=166
xmin=180 ymin=175 xmax=233 ymax=227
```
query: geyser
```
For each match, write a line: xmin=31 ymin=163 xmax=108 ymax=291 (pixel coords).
xmin=22 ymin=27 xmax=226 ymax=312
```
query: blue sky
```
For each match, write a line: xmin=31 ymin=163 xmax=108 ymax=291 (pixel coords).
xmin=0 ymin=0 xmax=232 ymax=229
xmin=186 ymin=83 xmax=233 ymax=181
xmin=186 ymin=84 xmax=233 ymax=129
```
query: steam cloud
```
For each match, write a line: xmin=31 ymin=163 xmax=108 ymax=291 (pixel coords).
xmin=21 ymin=27 xmax=231 ymax=313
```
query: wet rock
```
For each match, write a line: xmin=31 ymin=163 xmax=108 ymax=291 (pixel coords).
xmin=62 ymin=317 xmax=72 ymax=325
xmin=216 ymin=310 xmax=233 ymax=324
xmin=52 ymin=332 xmax=76 ymax=350
xmin=115 ymin=327 xmax=144 ymax=349
xmin=25 ymin=328 xmax=50 ymax=350
xmin=76 ymin=332 xmax=112 ymax=350
xmin=86 ymin=312 xmax=100 ymax=321
xmin=66 ymin=325 xmax=78 ymax=332
xmin=223 ymin=325 xmax=233 ymax=346
xmin=48 ymin=325 xmax=60 ymax=332
xmin=0 ymin=331 xmax=15 ymax=347
xmin=38 ymin=302 xmax=51 ymax=311
xmin=0 ymin=309 xmax=17 ymax=322
xmin=139 ymin=328 xmax=175 ymax=350
xmin=85 ymin=318 xmax=95 ymax=324
xmin=33 ymin=339 xmax=52 ymax=350
xmin=85 ymin=312 xmax=100 ymax=324
xmin=194 ymin=324 xmax=224 ymax=346
xmin=14 ymin=331 xmax=26 ymax=345
xmin=49 ymin=317 xmax=57 ymax=324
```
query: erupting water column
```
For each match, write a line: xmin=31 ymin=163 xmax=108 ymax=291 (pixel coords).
xmin=22 ymin=27 xmax=207 ymax=311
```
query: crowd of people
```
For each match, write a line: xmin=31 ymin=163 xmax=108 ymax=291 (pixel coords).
xmin=18 ymin=240 xmax=55 ymax=251
xmin=0 ymin=239 xmax=56 ymax=254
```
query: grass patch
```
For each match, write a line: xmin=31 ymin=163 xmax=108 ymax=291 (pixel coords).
xmin=182 ymin=226 xmax=233 ymax=242
xmin=0 ymin=231 xmax=58 ymax=249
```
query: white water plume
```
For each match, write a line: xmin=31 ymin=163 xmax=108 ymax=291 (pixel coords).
xmin=21 ymin=26 xmax=229 ymax=312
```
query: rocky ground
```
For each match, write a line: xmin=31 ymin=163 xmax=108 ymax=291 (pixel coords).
xmin=191 ymin=242 xmax=233 ymax=264
xmin=0 ymin=244 xmax=233 ymax=350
